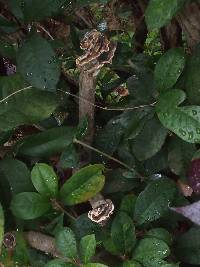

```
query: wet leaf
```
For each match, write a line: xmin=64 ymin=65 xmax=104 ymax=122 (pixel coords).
xmin=111 ymin=212 xmax=136 ymax=254
xmin=11 ymin=192 xmax=51 ymax=220
xmin=17 ymin=34 xmax=60 ymax=91
xmin=31 ymin=163 xmax=58 ymax=197
xmin=134 ymin=178 xmax=177 ymax=225
xmin=156 ymin=89 xmax=200 ymax=143
xmin=59 ymin=164 xmax=105 ymax=205
xmin=132 ymin=237 xmax=170 ymax=264
xmin=154 ymin=48 xmax=185 ymax=91
xmin=55 ymin=228 xmax=78 ymax=259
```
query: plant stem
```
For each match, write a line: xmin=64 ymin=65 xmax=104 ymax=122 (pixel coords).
xmin=74 ymin=138 xmax=139 ymax=173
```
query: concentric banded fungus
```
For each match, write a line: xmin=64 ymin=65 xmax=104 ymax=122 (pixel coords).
xmin=76 ymin=29 xmax=117 ymax=75
xmin=88 ymin=199 xmax=114 ymax=226
xmin=76 ymin=29 xmax=116 ymax=225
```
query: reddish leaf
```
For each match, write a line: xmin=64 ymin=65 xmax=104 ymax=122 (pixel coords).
xmin=171 ymin=200 xmax=200 ymax=225
xmin=187 ymin=159 xmax=200 ymax=194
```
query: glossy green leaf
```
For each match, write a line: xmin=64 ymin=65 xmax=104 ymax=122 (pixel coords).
xmin=103 ymin=237 xmax=119 ymax=256
xmin=111 ymin=212 xmax=136 ymax=254
xmin=21 ymin=0 xmax=66 ymax=21
xmin=45 ymin=259 xmax=76 ymax=267
xmin=134 ymin=178 xmax=177 ymax=225
xmin=0 ymin=40 xmax=16 ymax=58
xmin=83 ymin=264 xmax=108 ymax=267
xmin=55 ymin=228 xmax=77 ymax=259
xmin=17 ymin=126 xmax=76 ymax=158
xmin=11 ymin=192 xmax=51 ymax=219
xmin=0 ymin=74 xmax=57 ymax=131
xmin=103 ymin=169 xmax=139 ymax=194
xmin=31 ymin=163 xmax=58 ymax=197
xmin=156 ymin=89 xmax=200 ymax=143
xmin=185 ymin=44 xmax=200 ymax=104
xmin=120 ymin=194 xmax=137 ymax=218
xmin=127 ymin=71 xmax=155 ymax=103
xmin=132 ymin=238 xmax=170 ymax=264
xmin=120 ymin=107 xmax=153 ymax=140
xmin=175 ymin=227 xmax=200 ymax=264
xmin=161 ymin=264 xmax=179 ymax=267
xmin=59 ymin=144 xmax=79 ymax=169
xmin=80 ymin=234 xmax=96 ymax=263
xmin=76 ymin=0 xmax=108 ymax=7
xmin=145 ymin=0 xmax=186 ymax=30
xmin=145 ymin=228 xmax=172 ymax=246
xmin=154 ymin=48 xmax=185 ymax=91
xmin=0 ymin=158 xmax=34 ymax=195
xmin=94 ymin=116 xmax=124 ymax=160
xmin=123 ymin=261 xmax=142 ymax=267
xmin=0 ymin=203 xmax=4 ymax=252
xmin=168 ymin=136 xmax=196 ymax=175
xmin=131 ymin=116 xmax=168 ymax=161
xmin=17 ymin=34 xmax=60 ymax=91
xmin=59 ymin=164 xmax=105 ymax=205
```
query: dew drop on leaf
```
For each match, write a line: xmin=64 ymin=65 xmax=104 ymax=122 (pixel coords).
xmin=179 ymin=129 xmax=186 ymax=136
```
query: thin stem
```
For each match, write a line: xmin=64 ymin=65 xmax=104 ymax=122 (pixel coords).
xmin=37 ymin=24 xmax=54 ymax=40
xmin=74 ymin=138 xmax=140 ymax=174
xmin=51 ymin=199 xmax=76 ymax=221
xmin=58 ymin=89 xmax=156 ymax=111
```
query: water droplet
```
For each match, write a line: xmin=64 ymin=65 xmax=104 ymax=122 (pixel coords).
xmin=192 ymin=110 xmax=197 ymax=116
xmin=188 ymin=131 xmax=194 ymax=140
xmin=48 ymin=60 xmax=52 ymax=64
xmin=196 ymin=128 xmax=200 ymax=134
xmin=179 ymin=129 xmax=186 ymax=136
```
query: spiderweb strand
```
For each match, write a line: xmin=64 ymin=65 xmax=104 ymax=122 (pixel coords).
xmin=58 ymin=89 xmax=156 ymax=111
xmin=0 ymin=86 xmax=156 ymax=111
xmin=0 ymin=86 xmax=33 ymax=103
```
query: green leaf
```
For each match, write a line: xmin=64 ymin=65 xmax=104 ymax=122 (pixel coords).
xmin=21 ymin=0 xmax=66 ymax=21
xmin=185 ymin=44 xmax=200 ymax=104
xmin=0 ymin=203 xmax=4 ymax=252
xmin=16 ymin=126 xmax=76 ymax=158
xmin=17 ymin=34 xmax=60 ymax=91
xmin=0 ymin=74 xmax=57 ymax=131
xmin=111 ymin=212 xmax=136 ymax=254
xmin=156 ymin=89 xmax=200 ymax=143
xmin=168 ymin=136 xmax=196 ymax=175
xmin=55 ymin=228 xmax=77 ymax=259
xmin=0 ymin=158 xmax=34 ymax=195
xmin=127 ymin=71 xmax=155 ymax=103
xmin=145 ymin=0 xmax=186 ymax=30
xmin=45 ymin=260 xmax=76 ymax=267
xmin=134 ymin=178 xmax=177 ymax=225
xmin=76 ymin=0 xmax=108 ymax=7
xmin=11 ymin=192 xmax=51 ymax=220
xmin=80 ymin=234 xmax=96 ymax=263
xmin=0 ymin=41 xmax=16 ymax=59
xmin=132 ymin=238 xmax=170 ymax=264
xmin=123 ymin=261 xmax=142 ymax=267
xmin=59 ymin=144 xmax=79 ymax=169
xmin=145 ymin=228 xmax=173 ymax=246
xmin=94 ymin=116 xmax=124 ymax=160
xmin=83 ymin=264 xmax=108 ymax=267
xmin=131 ymin=116 xmax=168 ymax=161
xmin=31 ymin=163 xmax=58 ymax=198
xmin=103 ymin=169 xmax=139 ymax=194
xmin=103 ymin=237 xmax=119 ymax=255
xmin=59 ymin=164 xmax=105 ymax=205
xmin=154 ymin=48 xmax=185 ymax=91
xmin=175 ymin=227 xmax=200 ymax=264
xmin=120 ymin=194 xmax=137 ymax=218
xmin=120 ymin=107 xmax=153 ymax=140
